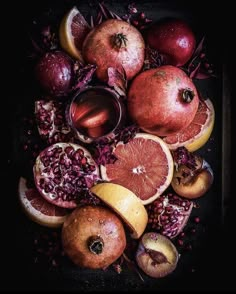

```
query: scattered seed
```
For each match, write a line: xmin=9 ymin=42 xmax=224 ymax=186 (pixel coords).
xmin=194 ymin=217 xmax=200 ymax=223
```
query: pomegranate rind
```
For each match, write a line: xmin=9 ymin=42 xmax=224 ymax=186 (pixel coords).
xmin=163 ymin=99 xmax=215 ymax=152
xmin=18 ymin=177 xmax=69 ymax=228
xmin=90 ymin=183 xmax=148 ymax=239
xmin=100 ymin=133 xmax=174 ymax=205
xmin=59 ymin=7 xmax=90 ymax=61
xmin=33 ymin=142 xmax=99 ymax=209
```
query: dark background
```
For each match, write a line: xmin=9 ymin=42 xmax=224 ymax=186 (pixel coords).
xmin=4 ymin=0 xmax=234 ymax=291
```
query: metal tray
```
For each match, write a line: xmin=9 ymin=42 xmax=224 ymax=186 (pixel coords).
xmin=5 ymin=0 xmax=232 ymax=290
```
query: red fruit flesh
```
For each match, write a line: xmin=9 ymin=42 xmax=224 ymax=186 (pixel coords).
xmin=71 ymin=12 xmax=91 ymax=51
xmin=128 ymin=66 xmax=199 ymax=136
xmin=146 ymin=19 xmax=196 ymax=66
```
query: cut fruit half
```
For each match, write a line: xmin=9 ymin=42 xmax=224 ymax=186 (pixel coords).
xmin=90 ymin=183 xmax=148 ymax=239
xmin=100 ymin=133 xmax=174 ymax=205
xmin=18 ymin=177 xmax=69 ymax=228
xmin=163 ymin=98 xmax=215 ymax=152
xmin=59 ymin=7 xmax=90 ymax=61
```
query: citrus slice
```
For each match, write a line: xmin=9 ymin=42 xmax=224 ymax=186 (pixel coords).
xmin=163 ymin=98 xmax=215 ymax=152
xmin=90 ymin=183 xmax=148 ymax=239
xmin=100 ymin=133 xmax=174 ymax=205
xmin=59 ymin=6 xmax=90 ymax=61
xmin=18 ymin=177 xmax=69 ymax=228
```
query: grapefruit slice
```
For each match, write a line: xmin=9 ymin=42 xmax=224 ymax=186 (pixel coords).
xmin=59 ymin=7 xmax=90 ymax=61
xmin=90 ymin=183 xmax=148 ymax=239
xmin=18 ymin=177 xmax=69 ymax=228
xmin=100 ymin=133 xmax=174 ymax=205
xmin=163 ymin=98 xmax=215 ymax=152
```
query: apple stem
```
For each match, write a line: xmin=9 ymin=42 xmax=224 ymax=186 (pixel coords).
xmin=88 ymin=235 xmax=104 ymax=255
xmin=182 ymin=89 xmax=195 ymax=103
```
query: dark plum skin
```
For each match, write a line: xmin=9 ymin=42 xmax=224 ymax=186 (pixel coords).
xmin=35 ymin=51 xmax=74 ymax=97
xmin=146 ymin=19 xmax=196 ymax=66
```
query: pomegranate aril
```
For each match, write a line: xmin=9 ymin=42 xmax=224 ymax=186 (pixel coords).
xmin=81 ymin=157 xmax=87 ymax=165
xmin=177 ymin=239 xmax=184 ymax=246
xmin=191 ymin=228 xmax=196 ymax=234
xmin=140 ymin=12 xmax=145 ymax=19
xmin=65 ymin=146 xmax=74 ymax=156
xmin=194 ymin=217 xmax=200 ymax=223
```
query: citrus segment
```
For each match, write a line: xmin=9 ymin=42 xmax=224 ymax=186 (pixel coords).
xmin=163 ymin=99 xmax=215 ymax=152
xmin=18 ymin=177 xmax=69 ymax=228
xmin=100 ymin=133 xmax=174 ymax=205
xmin=90 ymin=183 xmax=148 ymax=239
xmin=59 ymin=7 xmax=90 ymax=61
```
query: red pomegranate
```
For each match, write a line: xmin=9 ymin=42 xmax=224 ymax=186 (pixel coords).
xmin=128 ymin=66 xmax=199 ymax=136
xmin=82 ymin=19 xmax=145 ymax=82
xmin=62 ymin=205 xmax=126 ymax=269
xmin=146 ymin=19 xmax=196 ymax=66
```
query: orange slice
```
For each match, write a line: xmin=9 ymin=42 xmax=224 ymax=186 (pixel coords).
xmin=18 ymin=177 xmax=69 ymax=228
xmin=100 ymin=133 xmax=174 ymax=205
xmin=59 ymin=7 xmax=90 ymax=61
xmin=163 ymin=98 xmax=215 ymax=152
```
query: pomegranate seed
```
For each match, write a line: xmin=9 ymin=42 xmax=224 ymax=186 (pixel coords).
xmin=185 ymin=244 xmax=192 ymax=251
xmin=191 ymin=228 xmax=196 ymax=234
xmin=23 ymin=145 xmax=28 ymax=151
xmin=132 ymin=20 xmax=139 ymax=26
xmin=140 ymin=12 xmax=145 ymax=19
xmin=194 ymin=217 xmax=200 ymax=223
xmin=144 ymin=18 xmax=152 ymax=24
xmin=180 ymin=232 xmax=185 ymax=237
xmin=177 ymin=239 xmax=184 ymax=246
xmin=81 ymin=157 xmax=87 ymax=165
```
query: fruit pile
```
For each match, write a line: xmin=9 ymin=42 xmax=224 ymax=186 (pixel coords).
xmin=18 ymin=2 xmax=215 ymax=279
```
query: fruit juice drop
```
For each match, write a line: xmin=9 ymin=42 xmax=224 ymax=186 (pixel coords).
xmin=70 ymin=88 xmax=121 ymax=139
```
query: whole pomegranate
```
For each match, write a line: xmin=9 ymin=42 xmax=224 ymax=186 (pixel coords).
xmin=62 ymin=205 xmax=126 ymax=269
xmin=33 ymin=143 xmax=99 ymax=208
xmin=82 ymin=19 xmax=145 ymax=82
xmin=35 ymin=51 xmax=74 ymax=97
xmin=128 ymin=66 xmax=199 ymax=136
xmin=146 ymin=18 xmax=196 ymax=66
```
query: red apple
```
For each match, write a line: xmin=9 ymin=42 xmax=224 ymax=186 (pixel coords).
xmin=146 ymin=18 xmax=196 ymax=66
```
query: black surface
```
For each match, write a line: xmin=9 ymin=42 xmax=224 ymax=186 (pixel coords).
xmin=5 ymin=0 xmax=233 ymax=291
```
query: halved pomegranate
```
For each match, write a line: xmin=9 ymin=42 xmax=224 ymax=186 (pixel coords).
xmin=33 ymin=143 xmax=99 ymax=208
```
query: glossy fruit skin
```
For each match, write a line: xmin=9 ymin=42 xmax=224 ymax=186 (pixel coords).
xmin=128 ymin=66 xmax=199 ymax=136
xmin=35 ymin=51 xmax=74 ymax=97
xmin=62 ymin=205 xmax=126 ymax=269
xmin=146 ymin=19 xmax=196 ymax=66
xmin=82 ymin=19 xmax=145 ymax=82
